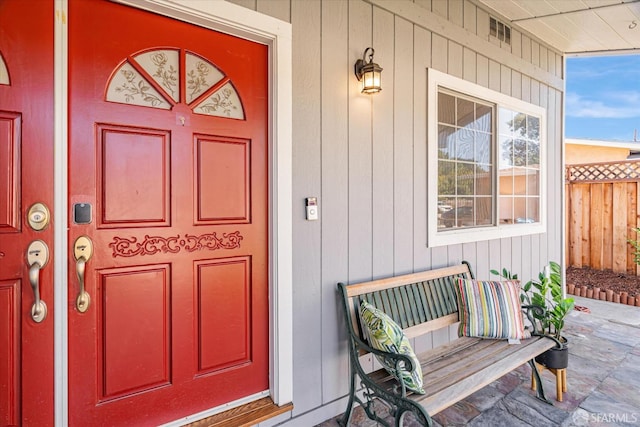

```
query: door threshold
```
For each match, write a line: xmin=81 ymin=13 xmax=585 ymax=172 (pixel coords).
xmin=184 ymin=397 xmax=293 ymax=427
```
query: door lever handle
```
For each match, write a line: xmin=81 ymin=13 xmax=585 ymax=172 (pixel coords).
xmin=73 ymin=236 xmax=93 ymax=313
xmin=26 ymin=240 xmax=49 ymax=323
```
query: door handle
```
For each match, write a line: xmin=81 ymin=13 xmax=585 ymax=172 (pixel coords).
xmin=26 ymin=240 xmax=49 ymax=323
xmin=73 ymin=236 xmax=93 ymax=313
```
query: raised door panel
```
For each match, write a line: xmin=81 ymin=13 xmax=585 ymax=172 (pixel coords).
xmin=0 ymin=280 xmax=20 ymax=426
xmin=98 ymin=265 xmax=171 ymax=401
xmin=196 ymin=257 xmax=251 ymax=374
xmin=97 ymin=124 xmax=170 ymax=228
xmin=0 ymin=113 xmax=20 ymax=233
xmin=195 ymin=136 xmax=250 ymax=224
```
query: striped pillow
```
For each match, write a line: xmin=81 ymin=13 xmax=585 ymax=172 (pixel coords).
xmin=455 ymin=278 xmax=529 ymax=340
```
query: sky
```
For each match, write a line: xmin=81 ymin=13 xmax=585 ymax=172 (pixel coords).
xmin=565 ymin=54 xmax=640 ymax=141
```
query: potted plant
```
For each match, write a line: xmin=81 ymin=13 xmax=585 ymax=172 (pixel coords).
xmin=492 ymin=261 xmax=575 ymax=369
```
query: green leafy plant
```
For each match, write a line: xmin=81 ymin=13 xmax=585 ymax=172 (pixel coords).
xmin=628 ymin=227 xmax=640 ymax=266
xmin=491 ymin=261 xmax=575 ymax=342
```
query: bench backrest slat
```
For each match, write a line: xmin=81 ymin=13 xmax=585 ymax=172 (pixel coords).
xmin=340 ymin=263 xmax=474 ymax=353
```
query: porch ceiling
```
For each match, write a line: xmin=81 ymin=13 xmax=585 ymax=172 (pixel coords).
xmin=477 ymin=0 xmax=640 ymax=55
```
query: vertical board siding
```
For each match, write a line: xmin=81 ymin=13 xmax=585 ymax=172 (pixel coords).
xmin=412 ymin=25 xmax=432 ymax=272
xmin=372 ymin=7 xmax=395 ymax=280
xmin=448 ymin=41 xmax=463 ymax=78
xmin=292 ymin=0 xmax=322 ymax=415
xmin=348 ymin=1 xmax=374 ymax=284
xmin=463 ymin=0 xmax=476 ymax=34
xmin=291 ymin=0 xmax=322 ymax=415
xmin=257 ymin=0 xmax=290 ymax=22
xmin=539 ymin=84 xmax=549 ymax=267
xmin=319 ymin=0 xmax=350 ymax=408
xmin=224 ymin=0 xmax=564 ymax=423
xmin=393 ymin=16 xmax=414 ymax=276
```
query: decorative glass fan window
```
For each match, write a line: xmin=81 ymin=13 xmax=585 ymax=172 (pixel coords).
xmin=106 ymin=49 xmax=245 ymax=119
xmin=0 ymin=52 xmax=10 ymax=85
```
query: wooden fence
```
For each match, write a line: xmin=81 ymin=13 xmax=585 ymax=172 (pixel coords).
xmin=566 ymin=161 xmax=640 ymax=275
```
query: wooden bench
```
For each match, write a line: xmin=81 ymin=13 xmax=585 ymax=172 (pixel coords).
xmin=337 ymin=262 xmax=556 ymax=426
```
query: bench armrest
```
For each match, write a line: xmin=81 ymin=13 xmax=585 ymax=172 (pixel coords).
xmin=354 ymin=337 xmax=416 ymax=373
xmin=521 ymin=304 xmax=546 ymax=335
xmin=521 ymin=305 xmax=564 ymax=348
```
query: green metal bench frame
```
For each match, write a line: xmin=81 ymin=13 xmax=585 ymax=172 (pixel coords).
xmin=337 ymin=262 xmax=555 ymax=427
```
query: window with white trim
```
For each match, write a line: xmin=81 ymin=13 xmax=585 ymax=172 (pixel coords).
xmin=427 ymin=69 xmax=546 ymax=247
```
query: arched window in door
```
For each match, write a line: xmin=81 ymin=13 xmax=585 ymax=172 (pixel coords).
xmin=105 ymin=48 xmax=245 ymax=120
xmin=0 ymin=52 xmax=10 ymax=85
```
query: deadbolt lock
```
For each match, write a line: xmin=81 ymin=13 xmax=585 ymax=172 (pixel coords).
xmin=27 ymin=203 xmax=51 ymax=231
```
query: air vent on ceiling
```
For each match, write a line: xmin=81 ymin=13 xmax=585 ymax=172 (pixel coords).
xmin=490 ymin=16 xmax=511 ymax=45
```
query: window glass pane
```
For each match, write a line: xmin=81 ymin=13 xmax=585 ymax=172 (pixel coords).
xmin=527 ymin=140 xmax=540 ymax=168
xmin=527 ymin=115 xmax=539 ymax=140
xmin=475 ymin=104 xmax=492 ymax=133
xmin=527 ymin=197 xmax=540 ymax=222
xmin=499 ymin=196 xmax=513 ymax=224
xmin=476 ymin=197 xmax=492 ymax=225
xmin=441 ymin=198 xmax=474 ymax=229
xmin=475 ymin=132 xmax=491 ymax=164
xmin=499 ymin=168 xmax=513 ymax=195
xmin=438 ymin=125 xmax=455 ymax=159
xmin=457 ymin=98 xmax=474 ymax=128
xmin=456 ymin=163 xmax=474 ymax=195
xmin=499 ymin=136 xmax=513 ymax=169
xmin=526 ymin=169 xmax=540 ymax=196
xmin=457 ymin=198 xmax=474 ymax=228
xmin=498 ymin=107 xmax=513 ymax=135
xmin=510 ymin=112 xmax=527 ymax=137
xmin=512 ymin=139 xmax=527 ymax=167
xmin=438 ymin=92 xmax=455 ymax=124
xmin=513 ymin=168 xmax=527 ymax=195
xmin=440 ymin=198 xmax=459 ymax=229
xmin=455 ymin=128 xmax=474 ymax=161
xmin=438 ymin=160 xmax=455 ymax=195
xmin=475 ymin=165 xmax=492 ymax=195
xmin=438 ymin=197 xmax=454 ymax=229
xmin=514 ymin=197 xmax=527 ymax=223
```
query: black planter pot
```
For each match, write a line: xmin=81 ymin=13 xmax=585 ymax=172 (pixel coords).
xmin=535 ymin=338 xmax=569 ymax=369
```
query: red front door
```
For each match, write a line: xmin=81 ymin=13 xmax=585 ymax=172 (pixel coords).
xmin=68 ymin=1 xmax=269 ymax=425
xmin=0 ymin=1 xmax=55 ymax=426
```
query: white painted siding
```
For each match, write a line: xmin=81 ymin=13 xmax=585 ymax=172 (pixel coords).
xmin=225 ymin=0 xmax=566 ymax=424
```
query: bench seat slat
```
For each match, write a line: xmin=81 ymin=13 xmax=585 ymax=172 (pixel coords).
xmin=367 ymin=336 xmax=555 ymax=416
xmin=422 ymin=339 xmax=546 ymax=389
xmin=416 ymin=337 xmax=555 ymax=415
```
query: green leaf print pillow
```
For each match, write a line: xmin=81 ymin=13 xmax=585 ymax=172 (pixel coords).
xmin=359 ymin=301 xmax=425 ymax=394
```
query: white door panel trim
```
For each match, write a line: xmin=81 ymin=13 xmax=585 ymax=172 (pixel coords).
xmin=54 ymin=0 xmax=293 ymax=425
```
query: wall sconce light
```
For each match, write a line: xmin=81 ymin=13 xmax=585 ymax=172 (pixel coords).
xmin=354 ymin=47 xmax=383 ymax=94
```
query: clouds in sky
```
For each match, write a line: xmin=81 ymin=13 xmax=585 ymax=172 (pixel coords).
xmin=566 ymin=91 xmax=640 ymax=118
xmin=566 ymin=55 xmax=640 ymax=139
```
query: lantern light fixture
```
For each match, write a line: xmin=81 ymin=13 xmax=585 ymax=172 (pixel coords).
xmin=354 ymin=47 xmax=382 ymax=94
